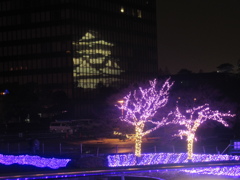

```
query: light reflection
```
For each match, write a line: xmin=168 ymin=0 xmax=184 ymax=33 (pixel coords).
xmin=181 ymin=166 xmax=240 ymax=177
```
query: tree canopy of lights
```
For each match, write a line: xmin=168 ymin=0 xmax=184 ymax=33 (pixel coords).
xmin=171 ymin=104 xmax=235 ymax=161
xmin=116 ymin=78 xmax=174 ymax=157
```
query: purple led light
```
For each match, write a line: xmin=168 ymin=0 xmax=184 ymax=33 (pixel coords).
xmin=108 ymin=153 xmax=240 ymax=167
xmin=0 ymin=154 xmax=71 ymax=169
xmin=170 ymin=104 xmax=235 ymax=160
xmin=180 ymin=166 xmax=240 ymax=177
xmin=116 ymin=78 xmax=174 ymax=156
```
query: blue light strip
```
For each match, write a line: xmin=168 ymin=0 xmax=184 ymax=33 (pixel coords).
xmin=1 ymin=152 xmax=240 ymax=179
xmin=0 ymin=154 xmax=71 ymax=169
xmin=108 ymin=152 xmax=240 ymax=177
xmin=108 ymin=153 xmax=240 ymax=167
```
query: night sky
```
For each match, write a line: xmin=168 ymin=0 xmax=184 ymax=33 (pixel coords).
xmin=156 ymin=0 xmax=240 ymax=74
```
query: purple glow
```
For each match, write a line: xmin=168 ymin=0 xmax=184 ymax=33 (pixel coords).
xmin=180 ymin=166 xmax=240 ymax=176
xmin=108 ymin=153 xmax=240 ymax=167
xmin=117 ymin=78 xmax=174 ymax=125
xmin=171 ymin=104 xmax=235 ymax=160
xmin=0 ymin=154 xmax=71 ymax=169
xmin=116 ymin=78 xmax=174 ymax=156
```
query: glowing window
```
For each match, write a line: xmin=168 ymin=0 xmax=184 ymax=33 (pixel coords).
xmin=132 ymin=9 xmax=135 ymax=16
xmin=137 ymin=9 xmax=142 ymax=18
xmin=120 ymin=7 xmax=124 ymax=13
xmin=234 ymin=142 xmax=240 ymax=149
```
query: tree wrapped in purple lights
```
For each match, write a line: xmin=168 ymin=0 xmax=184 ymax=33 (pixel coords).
xmin=116 ymin=78 xmax=174 ymax=157
xmin=171 ymin=103 xmax=235 ymax=161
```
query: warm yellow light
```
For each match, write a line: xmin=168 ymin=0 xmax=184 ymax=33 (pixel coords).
xmin=0 ymin=92 xmax=5 ymax=95
xmin=134 ymin=122 xmax=145 ymax=157
xmin=79 ymin=49 xmax=111 ymax=56
xmin=173 ymin=104 xmax=235 ymax=161
xmin=113 ymin=131 xmax=123 ymax=136
xmin=118 ymin=100 xmax=124 ymax=104
xmin=187 ymin=138 xmax=194 ymax=160
xmin=137 ymin=9 xmax=142 ymax=18
xmin=117 ymin=100 xmax=124 ymax=115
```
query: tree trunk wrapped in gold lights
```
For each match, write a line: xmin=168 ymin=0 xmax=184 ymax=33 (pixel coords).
xmin=116 ymin=78 xmax=174 ymax=157
xmin=172 ymin=104 xmax=235 ymax=162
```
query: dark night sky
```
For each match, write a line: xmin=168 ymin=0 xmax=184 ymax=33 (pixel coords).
xmin=156 ymin=0 xmax=240 ymax=74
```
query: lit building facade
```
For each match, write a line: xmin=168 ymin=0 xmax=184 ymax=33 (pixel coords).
xmin=0 ymin=0 xmax=157 ymax=118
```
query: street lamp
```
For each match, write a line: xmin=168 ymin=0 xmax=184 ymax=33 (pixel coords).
xmin=117 ymin=100 xmax=124 ymax=115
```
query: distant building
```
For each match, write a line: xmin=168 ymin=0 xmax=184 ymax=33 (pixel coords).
xmin=72 ymin=30 xmax=125 ymax=89
xmin=0 ymin=0 xmax=157 ymax=118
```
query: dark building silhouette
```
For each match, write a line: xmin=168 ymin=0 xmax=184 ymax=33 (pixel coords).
xmin=0 ymin=0 xmax=157 ymax=119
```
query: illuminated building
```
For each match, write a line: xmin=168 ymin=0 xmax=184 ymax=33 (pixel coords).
xmin=73 ymin=31 xmax=125 ymax=89
xmin=0 ymin=0 xmax=157 ymax=118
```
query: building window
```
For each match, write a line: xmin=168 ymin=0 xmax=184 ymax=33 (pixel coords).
xmin=137 ymin=9 xmax=142 ymax=18
xmin=234 ymin=142 xmax=240 ymax=150
xmin=120 ymin=6 xmax=124 ymax=13
xmin=132 ymin=9 xmax=135 ymax=16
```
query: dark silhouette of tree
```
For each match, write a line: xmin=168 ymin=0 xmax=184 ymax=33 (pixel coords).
xmin=2 ymin=83 xmax=39 ymax=124
xmin=39 ymin=90 xmax=71 ymax=120
xmin=237 ymin=59 xmax=240 ymax=73
xmin=177 ymin=68 xmax=193 ymax=74
xmin=198 ymin=69 xmax=204 ymax=73
xmin=164 ymin=66 xmax=171 ymax=75
xmin=158 ymin=67 xmax=164 ymax=76
xmin=217 ymin=63 xmax=234 ymax=73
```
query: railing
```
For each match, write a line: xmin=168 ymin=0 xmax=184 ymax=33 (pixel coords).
xmin=0 ymin=140 xmax=229 ymax=158
xmin=0 ymin=132 xmax=232 ymax=159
